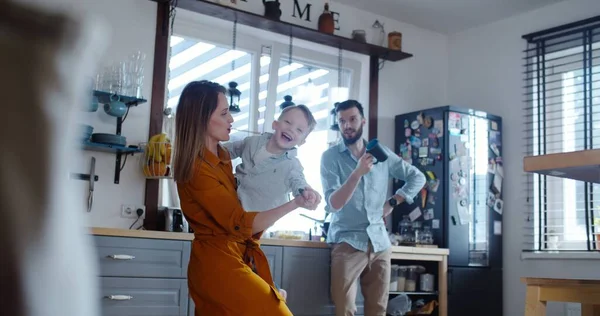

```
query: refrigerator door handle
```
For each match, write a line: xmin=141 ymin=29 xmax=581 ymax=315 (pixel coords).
xmin=448 ymin=268 xmax=453 ymax=295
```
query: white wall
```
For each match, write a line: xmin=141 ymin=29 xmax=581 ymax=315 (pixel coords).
xmin=19 ymin=0 xmax=446 ymax=228
xmin=19 ymin=0 xmax=158 ymax=228
xmin=448 ymin=0 xmax=600 ymax=315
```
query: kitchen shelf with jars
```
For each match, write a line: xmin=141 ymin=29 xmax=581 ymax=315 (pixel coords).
xmin=79 ymin=52 xmax=148 ymax=184
xmin=385 ymin=216 xmax=443 ymax=316
xmin=166 ymin=0 xmax=412 ymax=62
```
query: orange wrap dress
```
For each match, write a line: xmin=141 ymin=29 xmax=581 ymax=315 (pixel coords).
xmin=177 ymin=145 xmax=293 ymax=316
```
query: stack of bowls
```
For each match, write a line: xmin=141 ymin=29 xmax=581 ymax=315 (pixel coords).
xmin=81 ymin=124 xmax=94 ymax=142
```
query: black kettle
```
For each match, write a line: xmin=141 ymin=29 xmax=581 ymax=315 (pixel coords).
xmin=263 ymin=0 xmax=282 ymax=21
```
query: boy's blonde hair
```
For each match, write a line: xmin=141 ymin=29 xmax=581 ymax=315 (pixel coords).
xmin=279 ymin=104 xmax=317 ymax=134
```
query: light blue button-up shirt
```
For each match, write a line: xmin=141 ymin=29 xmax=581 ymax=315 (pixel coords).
xmin=320 ymin=140 xmax=426 ymax=253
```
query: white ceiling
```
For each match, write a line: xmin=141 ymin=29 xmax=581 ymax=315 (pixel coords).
xmin=335 ymin=0 xmax=565 ymax=34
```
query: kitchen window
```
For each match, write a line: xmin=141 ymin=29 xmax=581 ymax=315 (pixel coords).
xmin=160 ymin=12 xmax=361 ymax=234
xmin=522 ymin=21 xmax=600 ymax=253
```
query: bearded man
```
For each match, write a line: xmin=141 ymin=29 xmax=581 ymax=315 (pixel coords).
xmin=320 ymin=100 xmax=426 ymax=316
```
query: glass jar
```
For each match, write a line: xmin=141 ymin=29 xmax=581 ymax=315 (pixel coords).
xmin=405 ymin=267 xmax=417 ymax=292
xmin=397 ymin=266 xmax=407 ymax=291
xmin=421 ymin=226 xmax=433 ymax=245
xmin=412 ymin=221 xmax=422 ymax=244
xmin=398 ymin=216 xmax=412 ymax=243
xmin=389 ymin=265 xmax=399 ymax=291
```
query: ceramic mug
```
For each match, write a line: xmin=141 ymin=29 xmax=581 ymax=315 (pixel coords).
xmin=103 ymin=94 xmax=127 ymax=117
xmin=366 ymin=138 xmax=388 ymax=164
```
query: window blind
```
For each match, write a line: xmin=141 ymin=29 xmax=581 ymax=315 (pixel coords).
xmin=522 ymin=16 xmax=600 ymax=252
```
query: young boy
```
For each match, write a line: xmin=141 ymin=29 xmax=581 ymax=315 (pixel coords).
xmin=224 ymin=104 xmax=321 ymax=212
xmin=223 ymin=104 xmax=322 ymax=300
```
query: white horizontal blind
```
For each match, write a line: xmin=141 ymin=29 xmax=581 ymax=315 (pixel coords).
xmin=522 ymin=18 xmax=600 ymax=252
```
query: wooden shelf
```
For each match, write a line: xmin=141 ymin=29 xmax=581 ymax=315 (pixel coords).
xmin=172 ymin=0 xmax=413 ymax=62
xmin=82 ymin=141 xmax=143 ymax=154
xmin=523 ymin=149 xmax=600 ymax=183
xmin=93 ymin=90 xmax=147 ymax=107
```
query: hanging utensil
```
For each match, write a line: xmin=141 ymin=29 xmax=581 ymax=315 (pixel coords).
xmin=87 ymin=157 xmax=96 ymax=212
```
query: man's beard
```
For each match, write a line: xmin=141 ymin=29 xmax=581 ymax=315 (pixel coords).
xmin=342 ymin=125 xmax=363 ymax=145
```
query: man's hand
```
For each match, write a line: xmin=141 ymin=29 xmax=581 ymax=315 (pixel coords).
xmin=392 ymin=194 xmax=405 ymax=204
xmin=354 ymin=153 xmax=374 ymax=177
xmin=382 ymin=194 xmax=406 ymax=218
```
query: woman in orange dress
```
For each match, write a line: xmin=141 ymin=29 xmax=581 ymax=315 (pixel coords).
xmin=173 ymin=80 xmax=318 ymax=316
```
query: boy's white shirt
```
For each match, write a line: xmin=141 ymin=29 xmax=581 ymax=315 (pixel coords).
xmin=222 ymin=133 xmax=308 ymax=212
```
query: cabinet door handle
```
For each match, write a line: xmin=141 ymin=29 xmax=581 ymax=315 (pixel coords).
xmin=105 ymin=295 xmax=133 ymax=301
xmin=107 ymin=254 xmax=135 ymax=260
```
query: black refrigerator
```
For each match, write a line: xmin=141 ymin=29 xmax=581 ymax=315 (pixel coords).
xmin=392 ymin=106 xmax=503 ymax=316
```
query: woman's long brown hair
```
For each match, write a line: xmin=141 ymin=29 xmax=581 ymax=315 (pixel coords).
xmin=173 ymin=80 xmax=226 ymax=183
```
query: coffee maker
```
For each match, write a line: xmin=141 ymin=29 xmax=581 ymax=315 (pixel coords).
xmin=160 ymin=207 xmax=190 ymax=233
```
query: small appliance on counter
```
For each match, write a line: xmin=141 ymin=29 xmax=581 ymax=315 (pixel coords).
xmin=158 ymin=207 xmax=190 ymax=233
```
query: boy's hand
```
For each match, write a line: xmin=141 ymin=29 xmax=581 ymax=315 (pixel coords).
xmin=295 ymin=187 xmax=321 ymax=210
xmin=294 ymin=194 xmax=318 ymax=210
xmin=302 ymin=187 xmax=321 ymax=206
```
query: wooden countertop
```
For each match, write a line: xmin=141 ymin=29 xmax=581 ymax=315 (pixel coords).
xmin=523 ymin=149 xmax=600 ymax=183
xmin=89 ymin=227 xmax=449 ymax=256
xmin=89 ymin=227 xmax=328 ymax=248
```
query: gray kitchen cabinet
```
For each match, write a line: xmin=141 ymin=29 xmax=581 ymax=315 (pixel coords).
xmin=94 ymin=236 xmax=190 ymax=279
xmin=261 ymin=245 xmax=283 ymax=286
xmin=281 ymin=247 xmax=365 ymax=316
xmin=100 ymin=277 xmax=188 ymax=316
xmin=188 ymin=298 xmax=194 ymax=316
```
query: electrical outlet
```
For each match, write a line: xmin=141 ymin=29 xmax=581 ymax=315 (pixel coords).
xmin=121 ymin=205 xmax=146 ymax=219
xmin=566 ymin=303 xmax=581 ymax=316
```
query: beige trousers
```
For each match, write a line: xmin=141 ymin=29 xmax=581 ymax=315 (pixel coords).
xmin=330 ymin=242 xmax=392 ymax=316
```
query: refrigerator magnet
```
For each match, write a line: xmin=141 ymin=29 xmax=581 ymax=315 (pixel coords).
xmin=410 ymin=136 xmax=422 ymax=147
xmin=420 ymin=188 xmax=428 ymax=209
xmin=404 ymin=119 xmax=409 ymax=128
xmin=490 ymin=143 xmax=500 ymax=156
xmin=427 ymin=195 xmax=436 ymax=205
xmin=434 ymin=120 xmax=444 ymax=137
xmin=409 ymin=207 xmax=422 ymax=222
xmin=422 ymin=138 xmax=429 ymax=147
xmin=423 ymin=116 xmax=433 ymax=129
xmin=425 ymin=170 xmax=436 ymax=180
xmin=432 ymin=219 xmax=440 ymax=229
xmin=411 ymin=120 xmax=420 ymax=130
xmin=494 ymin=221 xmax=502 ymax=235
xmin=405 ymin=128 xmax=412 ymax=137
xmin=491 ymin=121 xmax=498 ymax=131
xmin=456 ymin=202 xmax=470 ymax=225
xmin=428 ymin=179 xmax=440 ymax=192
xmin=494 ymin=199 xmax=503 ymax=215
xmin=487 ymin=192 xmax=496 ymax=208
xmin=423 ymin=208 xmax=434 ymax=220
xmin=417 ymin=112 xmax=424 ymax=124
xmin=488 ymin=160 xmax=496 ymax=174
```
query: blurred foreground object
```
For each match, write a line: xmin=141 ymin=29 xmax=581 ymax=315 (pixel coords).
xmin=0 ymin=2 xmax=107 ymax=316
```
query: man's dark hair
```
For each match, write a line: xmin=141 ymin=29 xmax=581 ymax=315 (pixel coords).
xmin=335 ymin=100 xmax=364 ymax=117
